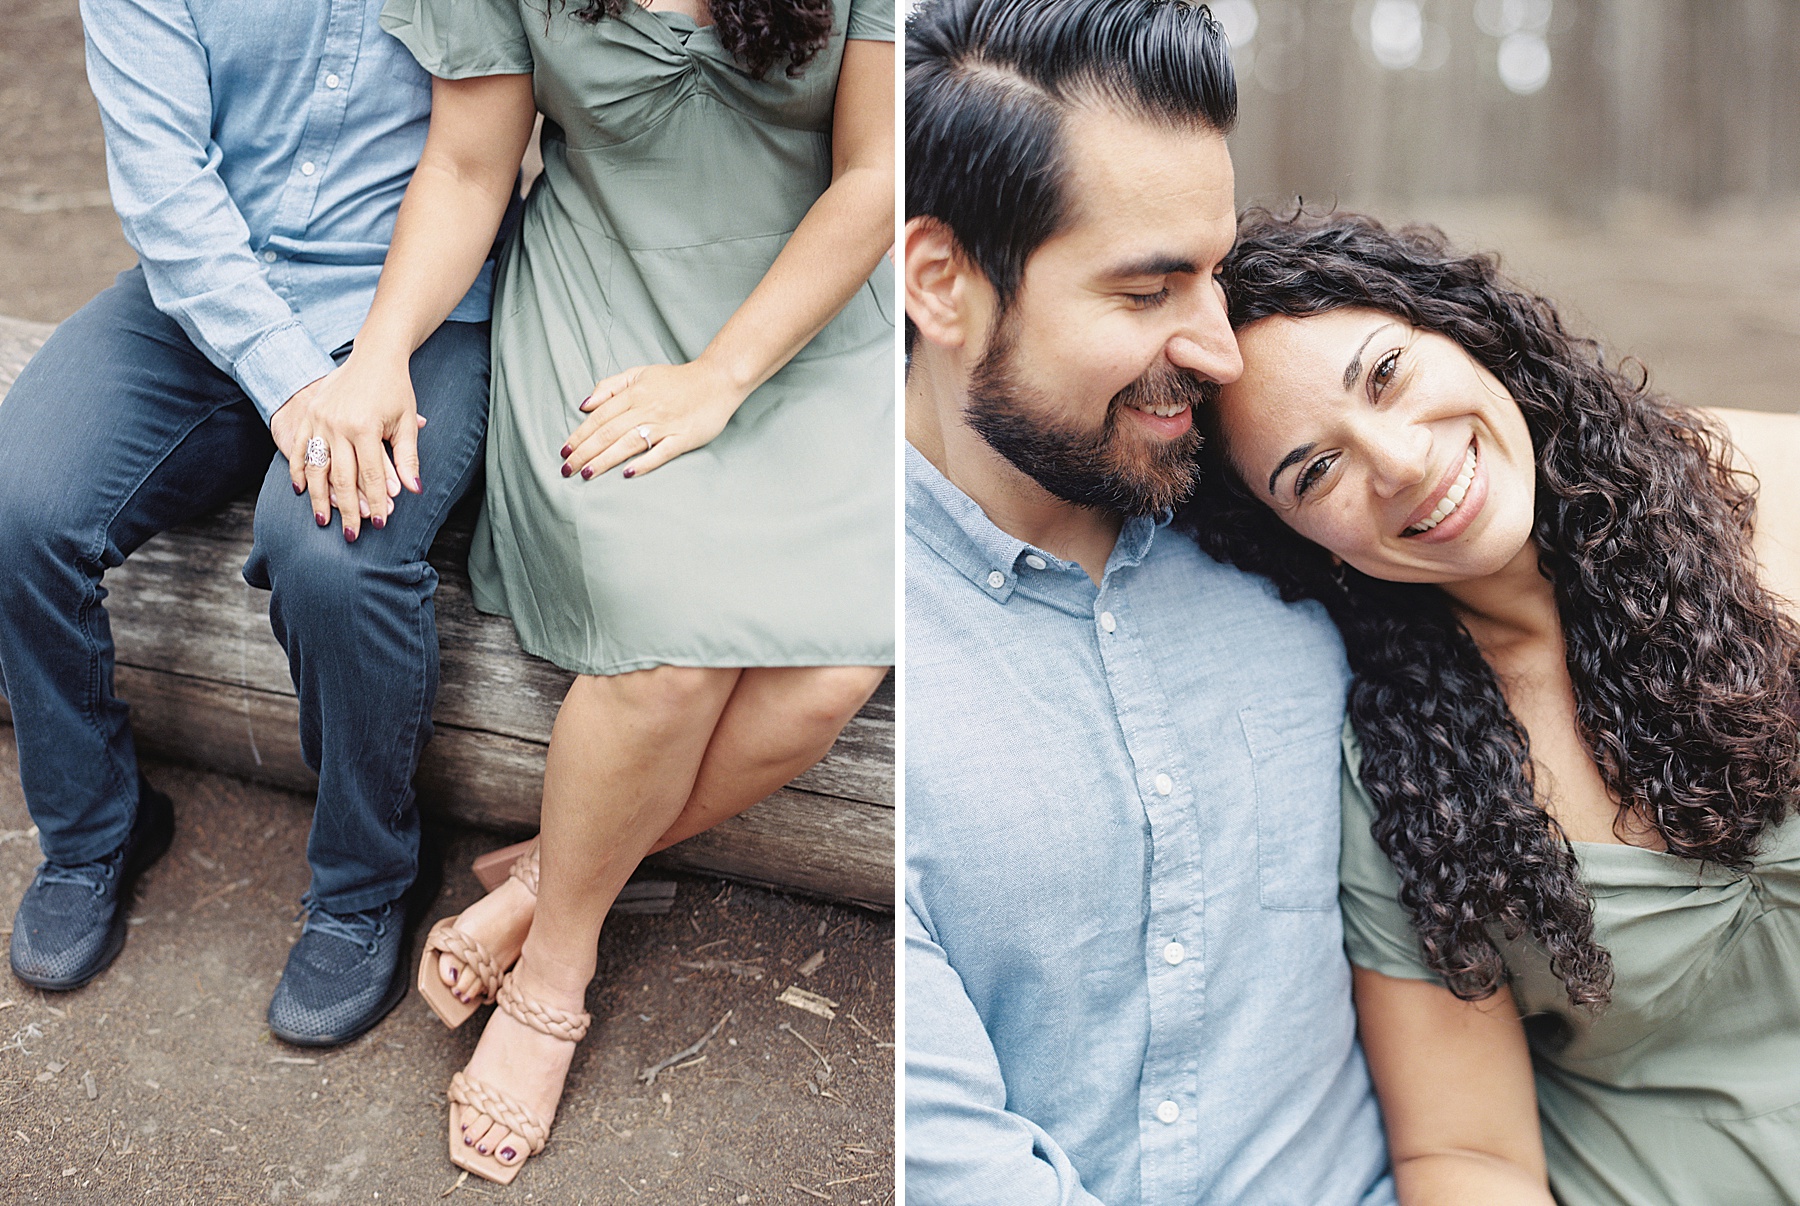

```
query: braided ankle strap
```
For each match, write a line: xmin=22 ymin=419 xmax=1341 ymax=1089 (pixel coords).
xmin=448 ymin=1071 xmax=549 ymax=1155
xmin=427 ymin=918 xmax=504 ymax=1004
xmin=507 ymin=845 xmax=540 ymax=897
xmin=497 ymin=972 xmax=592 ymax=1043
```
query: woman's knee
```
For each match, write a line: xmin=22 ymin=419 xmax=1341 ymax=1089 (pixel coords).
xmin=569 ymin=665 xmax=735 ymax=730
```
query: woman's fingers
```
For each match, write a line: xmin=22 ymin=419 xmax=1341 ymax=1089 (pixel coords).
xmin=329 ymin=437 xmax=362 ymax=540
xmin=354 ymin=430 xmax=391 ymax=529
xmin=578 ymin=368 xmax=638 ymax=413
xmin=620 ymin=431 xmax=687 ymax=478
xmin=305 ymin=446 xmax=333 ymax=528
xmin=568 ymin=418 xmax=656 ymax=479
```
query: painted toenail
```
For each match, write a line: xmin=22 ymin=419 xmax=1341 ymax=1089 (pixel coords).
xmin=449 ymin=968 xmax=458 ymax=982
xmin=477 ymin=1145 xmax=488 ymax=1154
xmin=500 ymin=1148 xmax=516 ymax=1161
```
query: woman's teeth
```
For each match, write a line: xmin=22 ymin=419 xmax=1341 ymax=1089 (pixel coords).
xmin=1125 ymin=398 xmax=1190 ymax=418
xmin=1406 ymin=444 xmax=1477 ymax=535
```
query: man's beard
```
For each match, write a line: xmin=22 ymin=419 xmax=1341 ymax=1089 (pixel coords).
xmin=965 ymin=324 xmax=1207 ymax=518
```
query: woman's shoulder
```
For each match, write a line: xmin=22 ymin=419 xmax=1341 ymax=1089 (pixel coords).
xmin=1699 ymin=406 xmax=1800 ymax=610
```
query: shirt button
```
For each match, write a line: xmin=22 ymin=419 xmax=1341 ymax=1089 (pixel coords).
xmin=1154 ymin=773 xmax=1173 ymax=796
xmin=987 ymin=570 xmax=1005 ymax=589
xmin=1099 ymin=611 xmax=1117 ymax=633
xmin=1163 ymin=941 xmax=1185 ymax=965
xmin=1155 ymin=1100 xmax=1180 ymax=1124
xmin=300 ymin=161 xmax=317 ymax=176
xmin=325 ymin=73 xmax=341 ymax=89
xmin=261 ymin=249 xmax=277 ymax=263
xmin=1024 ymin=554 xmax=1047 ymax=571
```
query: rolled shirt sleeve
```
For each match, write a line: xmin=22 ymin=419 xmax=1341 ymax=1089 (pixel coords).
xmin=81 ymin=0 xmax=335 ymax=422
xmin=905 ymin=899 xmax=1109 ymax=1206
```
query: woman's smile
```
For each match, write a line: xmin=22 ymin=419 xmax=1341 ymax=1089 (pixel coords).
xmin=1400 ymin=438 xmax=1485 ymax=541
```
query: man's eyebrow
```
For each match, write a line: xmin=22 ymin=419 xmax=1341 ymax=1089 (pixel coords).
xmin=1268 ymin=442 xmax=1317 ymax=496
xmin=1342 ymin=323 xmax=1398 ymax=390
xmin=1101 ymin=253 xmax=1198 ymax=279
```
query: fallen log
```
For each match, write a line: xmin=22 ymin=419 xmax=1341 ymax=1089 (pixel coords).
xmin=0 ymin=314 xmax=893 ymax=909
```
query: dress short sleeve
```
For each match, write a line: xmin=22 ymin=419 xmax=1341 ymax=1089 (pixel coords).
xmin=1339 ymin=724 xmax=1443 ymax=983
xmin=846 ymin=0 xmax=895 ymax=41
xmin=380 ymin=0 xmax=533 ymax=79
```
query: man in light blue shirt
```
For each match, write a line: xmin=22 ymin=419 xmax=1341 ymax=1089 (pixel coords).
xmin=903 ymin=1 xmax=1395 ymax=1201
xmin=0 ymin=0 xmax=503 ymax=1045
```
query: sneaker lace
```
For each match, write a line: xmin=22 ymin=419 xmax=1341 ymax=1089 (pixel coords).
xmin=298 ymin=894 xmax=389 ymax=956
xmin=37 ymin=852 xmax=120 ymax=896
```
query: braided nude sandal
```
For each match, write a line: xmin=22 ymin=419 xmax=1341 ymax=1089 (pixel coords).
xmin=447 ymin=970 xmax=591 ymax=1184
xmin=416 ymin=844 xmax=541 ymax=1029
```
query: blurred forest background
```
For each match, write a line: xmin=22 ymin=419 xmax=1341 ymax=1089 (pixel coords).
xmin=1218 ymin=0 xmax=1800 ymax=415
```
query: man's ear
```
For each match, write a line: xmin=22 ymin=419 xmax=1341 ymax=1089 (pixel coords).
xmin=905 ymin=216 xmax=988 ymax=351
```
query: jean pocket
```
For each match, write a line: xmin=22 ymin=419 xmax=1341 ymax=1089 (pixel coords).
xmin=1240 ymin=703 xmax=1344 ymax=911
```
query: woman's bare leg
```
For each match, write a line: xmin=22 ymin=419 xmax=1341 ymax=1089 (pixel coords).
xmin=455 ymin=665 xmax=738 ymax=1165
xmin=436 ymin=665 xmax=887 ymax=995
xmin=651 ymin=664 xmax=889 ymax=852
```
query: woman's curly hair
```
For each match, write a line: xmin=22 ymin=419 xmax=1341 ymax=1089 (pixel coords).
xmin=555 ymin=0 xmax=835 ymax=78
xmin=1180 ymin=209 xmax=1800 ymax=1009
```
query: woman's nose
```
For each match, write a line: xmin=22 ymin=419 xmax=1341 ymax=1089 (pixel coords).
xmin=1362 ymin=424 xmax=1432 ymax=499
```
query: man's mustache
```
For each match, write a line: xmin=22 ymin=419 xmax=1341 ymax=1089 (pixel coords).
xmin=1109 ymin=363 xmax=1209 ymax=422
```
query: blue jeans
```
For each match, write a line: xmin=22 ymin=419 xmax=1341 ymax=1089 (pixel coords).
xmin=0 ymin=267 xmax=488 ymax=912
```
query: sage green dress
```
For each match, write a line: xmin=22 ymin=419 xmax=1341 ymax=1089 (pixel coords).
xmin=1340 ymin=729 xmax=1800 ymax=1206
xmin=381 ymin=0 xmax=894 ymax=675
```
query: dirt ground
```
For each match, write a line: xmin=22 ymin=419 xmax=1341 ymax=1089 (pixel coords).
xmin=0 ymin=732 xmax=896 ymax=1205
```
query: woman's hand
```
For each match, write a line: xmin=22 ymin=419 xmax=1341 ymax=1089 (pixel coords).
xmin=559 ymin=358 xmax=749 ymax=481
xmin=271 ymin=353 xmax=426 ymax=540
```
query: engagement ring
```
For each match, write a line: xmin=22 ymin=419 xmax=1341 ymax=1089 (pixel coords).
xmin=305 ymin=437 xmax=330 ymax=468
xmin=637 ymin=424 xmax=653 ymax=452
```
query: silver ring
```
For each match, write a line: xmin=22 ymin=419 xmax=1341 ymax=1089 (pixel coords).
xmin=304 ymin=436 xmax=330 ymax=468
xmin=636 ymin=424 xmax=653 ymax=452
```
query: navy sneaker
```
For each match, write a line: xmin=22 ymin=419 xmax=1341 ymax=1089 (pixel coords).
xmin=267 ymin=845 xmax=441 ymax=1047
xmin=9 ymin=776 xmax=175 ymax=991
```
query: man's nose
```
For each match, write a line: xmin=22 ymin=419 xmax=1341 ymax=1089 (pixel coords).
xmin=1164 ymin=284 xmax=1242 ymax=386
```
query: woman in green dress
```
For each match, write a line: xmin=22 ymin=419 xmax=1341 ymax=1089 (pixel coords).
xmin=1182 ymin=211 xmax=1800 ymax=1205
xmin=304 ymin=0 xmax=893 ymax=1183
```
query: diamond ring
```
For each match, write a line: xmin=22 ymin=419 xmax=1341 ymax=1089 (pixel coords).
xmin=304 ymin=436 xmax=330 ymax=468
xmin=637 ymin=424 xmax=653 ymax=452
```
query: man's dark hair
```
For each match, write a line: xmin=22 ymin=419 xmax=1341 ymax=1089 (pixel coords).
xmin=905 ymin=0 xmax=1237 ymax=348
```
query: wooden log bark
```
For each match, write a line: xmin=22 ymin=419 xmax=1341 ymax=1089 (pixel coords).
xmin=0 ymin=315 xmax=893 ymax=909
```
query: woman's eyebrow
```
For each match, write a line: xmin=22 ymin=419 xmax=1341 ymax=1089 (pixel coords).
xmin=1342 ymin=322 xmax=1399 ymax=390
xmin=1269 ymin=441 xmax=1318 ymax=496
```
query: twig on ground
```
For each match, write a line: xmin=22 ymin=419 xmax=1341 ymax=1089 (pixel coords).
xmin=617 ymin=1174 xmax=640 ymax=1196
xmin=639 ymin=1011 xmax=732 ymax=1086
xmin=190 ymin=878 xmax=252 ymax=912
xmin=789 ymin=1183 xmax=830 ymax=1201
xmin=439 ymin=1170 xmax=468 ymax=1198
xmin=678 ymin=958 xmax=765 ymax=980
xmin=845 ymin=1012 xmax=890 ymax=1046
xmin=796 ymin=950 xmax=825 ymax=978
xmin=776 ymin=986 xmax=838 ymax=1020
xmin=776 ymin=1022 xmax=832 ymax=1076
xmin=826 ymin=1172 xmax=885 ymax=1187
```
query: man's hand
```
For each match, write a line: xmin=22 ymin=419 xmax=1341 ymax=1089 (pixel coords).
xmin=270 ymin=354 xmax=426 ymax=541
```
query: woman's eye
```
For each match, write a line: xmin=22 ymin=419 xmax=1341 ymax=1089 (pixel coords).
xmin=1296 ymin=453 xmax=1335 ymax=498
xmin=1371 ymin=349 xmax=1401 ymax=392
xmin=1125 ymin=286 xmax=1171 ymax=309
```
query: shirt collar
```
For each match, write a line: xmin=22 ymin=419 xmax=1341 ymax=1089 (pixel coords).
xmin=905 ymin=442 xmax=1167 ymax=602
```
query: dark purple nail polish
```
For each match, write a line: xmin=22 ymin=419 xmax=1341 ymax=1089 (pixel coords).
xmin=581 ymin=466 xmax=594 ymax=480
xmin=477 ymin=1145 xmax=488 ymax=1155
xmin=410 ymin=476 xmax=421 ymax=492
xmin=500 ymin=1148 xmax=516 ymax=1161
xmin=561 ymin=463 xmax=573 ymax=478
xmin=372 ymin=515 xmax=385 ymax=530
xmin=344 ymin=527 xmax=356 ymax=543
xmin=623 ymin=468 xmax=635 ymax=479
xmin=559 ymin=443 xmax=572 ymax=458
xmin=316 ymin=512 xmax=328 ymax=527
xmin=464 ymin=1134 xmax=473 ymax=1146
xmin=449 ymin=967 xmax=458 ymax=983
xmin=293 ymin=481 xmax=305 ymax=495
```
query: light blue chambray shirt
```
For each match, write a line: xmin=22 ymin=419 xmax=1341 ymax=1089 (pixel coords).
xmin=905 ymin=444 xmax=1396 ymax=1206
xmin=81 ymin=0 xmax=496 ymax=421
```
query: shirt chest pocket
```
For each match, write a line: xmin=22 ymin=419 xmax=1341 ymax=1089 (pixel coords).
xmin=1239 ymin=704 xmax=1344 ymax=911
